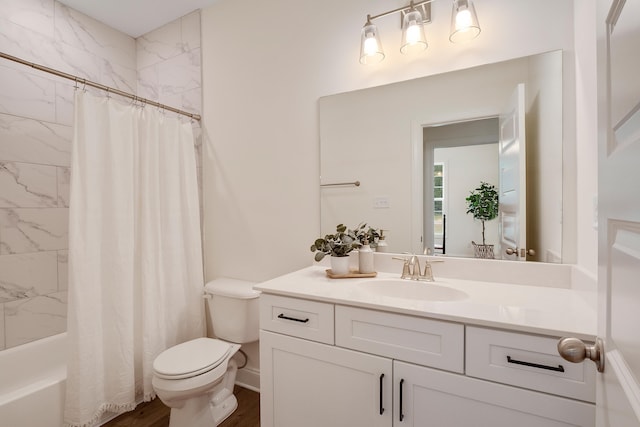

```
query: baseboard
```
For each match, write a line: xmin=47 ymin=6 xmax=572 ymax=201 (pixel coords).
xmin=235 ymin=367 xmax=260 ymax=393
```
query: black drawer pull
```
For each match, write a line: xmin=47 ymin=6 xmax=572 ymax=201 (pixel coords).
xmin=277 ymin=313 xmax=310 ymax=323
xmin=507 ymin=355 xmax=565 ymax=372
xmin=399 ymin=378 xmax=405 ymax=422
xmin=379 ymin=374 xmax=385 ymax=415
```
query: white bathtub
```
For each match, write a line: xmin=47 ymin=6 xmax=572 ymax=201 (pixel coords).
xmin=0 ymin=333 xmax=67 ymax=427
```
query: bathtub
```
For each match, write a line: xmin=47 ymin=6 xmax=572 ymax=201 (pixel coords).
xmin=0 ymin=333 xmax=67 ymax=427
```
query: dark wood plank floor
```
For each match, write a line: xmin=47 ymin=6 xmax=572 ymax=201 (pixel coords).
xmin=103 ymin=386 xmax=260 ymax=427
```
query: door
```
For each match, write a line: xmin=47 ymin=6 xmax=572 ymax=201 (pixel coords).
xmin=260 ymin=330 xmax=393 ymax=427
xmin=499 ymin=83 xmax=527 ymax=260
xmin=596 ymin=0 xmax=640 ymax=425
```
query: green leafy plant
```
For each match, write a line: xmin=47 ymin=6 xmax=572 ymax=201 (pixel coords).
xmin=465 ymin=182 xmax=499 ymax=246
xmin=351 ymin=222 xmax=381 ymax=247
xmin=310 ymin=224 xmax=361 ymax=261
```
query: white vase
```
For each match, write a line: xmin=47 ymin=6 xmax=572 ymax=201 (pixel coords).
xmin=330 ymin=255 xmax=350 ymax=276
xmin=358 ymin=244 xmax=375 ymax=274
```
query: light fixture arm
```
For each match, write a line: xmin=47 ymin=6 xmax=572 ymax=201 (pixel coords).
xmin=368 ymin=0 xmax=434 ymax=22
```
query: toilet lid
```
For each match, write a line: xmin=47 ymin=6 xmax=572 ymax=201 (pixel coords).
xmin=153 ymin=338 xmax=231 ymax=379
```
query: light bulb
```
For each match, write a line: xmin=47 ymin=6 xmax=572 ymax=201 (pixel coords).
xmin=406 ymin=21 xmax=420 ymax=45
xmin=400 ymin=9 xmax=427 ymax=54
xmin=455 ymin=9 xmax=472 ymax=31
xmin=364 ymin=33 xmax=379 ymax=56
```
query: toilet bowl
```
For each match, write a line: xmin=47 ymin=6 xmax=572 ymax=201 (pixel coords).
xmin=151 ymin=278 xmax=260 ymax=427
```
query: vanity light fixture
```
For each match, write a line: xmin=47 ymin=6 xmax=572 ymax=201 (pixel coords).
xmin=359 ymin=0 xmax=481 ymax=65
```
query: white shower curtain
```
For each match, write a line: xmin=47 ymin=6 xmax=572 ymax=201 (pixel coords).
xmin=64 ymin=91 xmax=204 ymax=427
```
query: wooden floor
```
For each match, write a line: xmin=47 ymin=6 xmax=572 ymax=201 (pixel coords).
xmin=103 ymin=386 xmax=260 ymax=427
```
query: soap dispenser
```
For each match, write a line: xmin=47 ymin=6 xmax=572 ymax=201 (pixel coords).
xmin=358 ymin=239 xmax=375 ymax=274
xmin=376 ymin=230 xmax=388 ymax=253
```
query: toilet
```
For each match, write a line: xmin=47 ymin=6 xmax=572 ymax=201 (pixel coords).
xmin=152 ymin=278 xmax=260 ymax=427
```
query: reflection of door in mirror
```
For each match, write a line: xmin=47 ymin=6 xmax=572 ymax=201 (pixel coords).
xmin=425 ymin=119 xmax=499 ymax=259
xmin=499 ymin=83 xmax=527 ymax=261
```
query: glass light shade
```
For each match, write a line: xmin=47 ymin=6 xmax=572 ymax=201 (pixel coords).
xmin=449 ymin=0 xmax=481 ymax=43
xmin=400 ymin=10 xmax=427 ymax=55
xmin=360 ymin=22 xmax=385 ymax=65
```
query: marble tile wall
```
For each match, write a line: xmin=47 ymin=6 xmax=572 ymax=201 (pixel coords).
xmin=0 ymin=1 xmax=203 ymax=351
xmin=0 ymin=0 xmax=137 ymax=350
xmin=136 ymin=10 xmax=203 ymax=223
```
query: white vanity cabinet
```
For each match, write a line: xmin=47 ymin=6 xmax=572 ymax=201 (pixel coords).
xmin=260 ymin=330 xmax=393 ymax=427
xmin=393 ymin=361 xmax=594 ymax=426
xmin=259 ymin=294 xmax=596 ymax=427
xmin=259 ymin=294 xmax=393 ymax=427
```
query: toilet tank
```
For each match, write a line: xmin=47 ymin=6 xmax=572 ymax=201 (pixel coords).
xmin=204 ymin=278 xmax=261 ymax=344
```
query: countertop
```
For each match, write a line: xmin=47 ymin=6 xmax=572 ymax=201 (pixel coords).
xmin=254 ymin=265 xmax=597 ymax=341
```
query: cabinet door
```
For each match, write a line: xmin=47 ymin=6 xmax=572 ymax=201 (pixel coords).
xmin=394 ymin=361 xmax=595 ymax=427
xmin=260 ymin=330 xmax=392 ymax=427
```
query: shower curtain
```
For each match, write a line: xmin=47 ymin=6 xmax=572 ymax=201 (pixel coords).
xmin=64 ymin=91 xmax=204 ymax=427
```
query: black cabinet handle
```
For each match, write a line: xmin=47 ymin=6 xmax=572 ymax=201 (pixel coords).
xmin=379 ymin=374 xmax=385 ymax=415
xmin=399 ymin=378 xmax=405 ymax=422
xmin=507 ymin=355 xmax=565 ymax=372
xmin=277 ymin=313 xmax=310 ymax=323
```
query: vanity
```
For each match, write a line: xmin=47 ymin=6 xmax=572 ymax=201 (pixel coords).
xmin=256 ymin=256 xmax=597 ymax=427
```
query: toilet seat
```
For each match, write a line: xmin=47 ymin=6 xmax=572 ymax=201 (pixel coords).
xmin=153 ymin=338 xmax=231 ymax=380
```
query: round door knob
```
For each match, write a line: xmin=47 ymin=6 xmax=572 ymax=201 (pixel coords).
xmin=505 ymin=247 xmax=517 ymax=255
xmin=557 ymin=337 xmax=604 ymax=372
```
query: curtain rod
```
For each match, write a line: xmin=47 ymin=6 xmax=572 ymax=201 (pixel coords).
xmin=0 ymin=51 xmax=201 ymax=121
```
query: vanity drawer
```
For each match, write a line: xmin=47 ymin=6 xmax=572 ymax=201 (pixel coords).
xmin=335 ymin=305 xmax=464 ymax=373
xmin=259 ymin=294 xmax=334 ymax=344
xmin=465 ymin=326 xmax=596 ymax=402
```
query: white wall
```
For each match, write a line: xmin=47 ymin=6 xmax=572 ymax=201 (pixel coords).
xmin=201 ymin=0 xmax=577 ymax=282
xmin=525 ymin=52 xmax=564 ymax=262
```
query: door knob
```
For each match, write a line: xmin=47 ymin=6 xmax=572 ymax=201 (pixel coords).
xmin=557 ymin=337 xmax=604 ymax=373
xmin=505 ymin=247 xmax=536 ymax=257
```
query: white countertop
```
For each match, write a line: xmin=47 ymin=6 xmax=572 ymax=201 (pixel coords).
xmin=254 ymin=265 xmax=597 ymax=341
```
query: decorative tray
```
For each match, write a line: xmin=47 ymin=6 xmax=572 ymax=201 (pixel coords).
xmin=325 ymin=269 xmax=377 ymax=279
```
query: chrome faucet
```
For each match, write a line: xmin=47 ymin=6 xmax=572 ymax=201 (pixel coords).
xmin=409 ymin=255 xmax=421 ymax=280
xmin=393 ymin=255 xmax=438 ymax=282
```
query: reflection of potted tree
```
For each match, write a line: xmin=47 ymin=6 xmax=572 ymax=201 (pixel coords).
xmin=465 ymin=182 xmax=499 ymax=259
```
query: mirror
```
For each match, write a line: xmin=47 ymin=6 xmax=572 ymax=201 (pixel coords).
xmin=320 ymin=50 xmax=563 ymax=262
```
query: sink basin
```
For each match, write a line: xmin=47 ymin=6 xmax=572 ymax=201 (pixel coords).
xmin=359 ymin=279 xmax=468 ymax=302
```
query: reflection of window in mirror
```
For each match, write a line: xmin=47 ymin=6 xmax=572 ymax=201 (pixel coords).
xmin=433 ymin=163 xmax=446 ymax=254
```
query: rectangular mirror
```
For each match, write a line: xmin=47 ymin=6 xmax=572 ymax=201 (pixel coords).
xmin=320 ymin=50 xmax=563 ymax=263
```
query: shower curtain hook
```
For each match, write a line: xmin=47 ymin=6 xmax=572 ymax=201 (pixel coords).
xmin=74 ymin=77 xmax=79 ymax=91
xmin=105 ymin=87 xmax=110 ymax=99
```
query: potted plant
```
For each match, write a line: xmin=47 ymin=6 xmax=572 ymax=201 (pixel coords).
xmin=310 ymin=224 xmax=361 ymax=275
xmin=465 ymin=182 xmax=499 ymax=259
xmin=351 ymin=222 xmax=381 ymax=248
